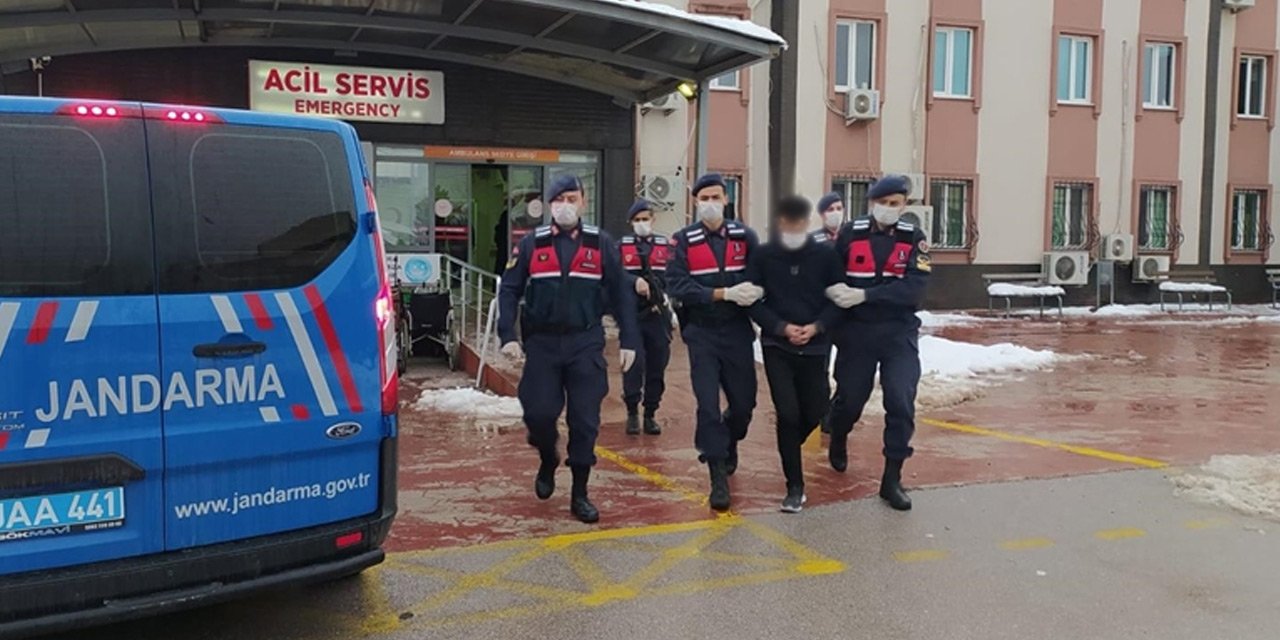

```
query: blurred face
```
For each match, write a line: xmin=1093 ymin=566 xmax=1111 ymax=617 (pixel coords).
xmin=775 ymin=215 xmax=809 ymax=236
xmin=696 ymin=186 xmax=726 ymax=204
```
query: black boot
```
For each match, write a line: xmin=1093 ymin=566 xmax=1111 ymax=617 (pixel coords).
xmin=625 ymin=411 xmax=641 ymax=435
xmin=534 ymin=450 xmax=559 ymax=500
xmin=708 ymin=459 xmax=731 ymax=512
xmin=725 ymin=443 xmax=739 ymax=476
xmin=643 ymin=414 xmax=662 ymax=435
xmin=570 ymin=466 xmax=599 ymax=523
xmin=829 ymin=436 xmax=848 ymax=473
xmin=879 ymin=459 xmax=912 ymax=511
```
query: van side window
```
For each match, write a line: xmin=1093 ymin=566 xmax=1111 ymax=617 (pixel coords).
xmin=0 ymin=116 xmax=152 ymax=297
xmin=150 ymin=126 xmax=357 ymax=293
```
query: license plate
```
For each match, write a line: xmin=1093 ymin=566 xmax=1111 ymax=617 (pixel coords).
xmin=0 ymin=487 xmax=126 ymax=543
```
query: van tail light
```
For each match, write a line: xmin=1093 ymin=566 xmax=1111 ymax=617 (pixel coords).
xmin=141 ymin=106 xmax=224 ymax=124
xmin=335 ymin=530 xmax=364 ymax=549
xmin=56 ymin=102 xmax=141 ymax=119
xmin=366 ymin=179 xmax=399 ymax=416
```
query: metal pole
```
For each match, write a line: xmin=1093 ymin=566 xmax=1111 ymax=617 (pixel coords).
xmin=695 ymin=83 xmax=710 ymax=178
xmin=1198 ymin=0 xmax=1224 ymax=267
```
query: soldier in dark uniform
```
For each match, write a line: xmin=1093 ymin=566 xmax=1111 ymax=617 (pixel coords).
xmin=498 ymin=175 xmax=639 ymax=523
xmin=811 ymin=191 xmax=845 ymax=245
xmin=825 ymin=174 xmax=931 ymax=511
xmin=617 ymin=199 xmax=672 ymax=436
xmin=666 ymin=173 xmax=763 ymax=511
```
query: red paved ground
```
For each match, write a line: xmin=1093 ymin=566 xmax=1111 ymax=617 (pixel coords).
xmin=388 ymin=317 xmax=1280 ymax=553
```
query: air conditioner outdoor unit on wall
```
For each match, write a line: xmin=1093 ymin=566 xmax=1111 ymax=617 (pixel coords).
xmin=1133 ymin=255 xmax=1171 ymax=282
xmin=903 ymin=173 xmax=926 ymax=202
xmin=1101 ymin=233 xmax=1134 ymax=262
xmin=1224 ymin=0 xmax=1256 ymax=12
xmin=899 ymin=205 xmax=933 ymax=239
xmin=844 ymin=88 xmax=880 ymax=124
xmin=1043 ymin=251 xmax=1090 ymax=286
xmin=641 ymin=93 xmax=678 ymax=114
xmin=640 ymin=174 xmax=685 ymax=209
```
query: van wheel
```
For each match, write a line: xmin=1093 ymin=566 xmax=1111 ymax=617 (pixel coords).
xmin=396 ymin=317 xmax=411 ymax=375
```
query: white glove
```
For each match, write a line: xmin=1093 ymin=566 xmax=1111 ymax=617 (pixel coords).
xmin=501 ymin=341 xmax=524 ymax=360
xmin=620 ymin=349 xmax=636 ymax=373
xmin=635 ymin=277 xmax=651 ymax=299
xmin=825 ymin=283 xmax=867 ymax=309
xmin=724 ymin=282 xmax=765 ymax=307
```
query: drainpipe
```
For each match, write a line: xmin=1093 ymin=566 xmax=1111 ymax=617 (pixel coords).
xmin=1198 ymin=0 xmax=1224 ymax=267
xmin=696 ymin=83 xmax=710 ymax=178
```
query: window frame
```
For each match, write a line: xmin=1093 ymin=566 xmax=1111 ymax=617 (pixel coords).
xmin=1136 ymin=184 xmax=1177 ymax=252
xmin=1057 ymin=34 xmax=1094 ymax=105
xmin=933 ymin=26 xmax=974 ymax=99
xmin=927 ymin=178 xmax=972 ymax=250
xmin=830 ymin=176 xmax=875 ymax=218
xmin=709 ymin=70 xmax=741 ymax=92
xmin=1142 ymin=41 xmax=1177 ymax=110
xmin=1230 ymin=188 xmax=1267 ymax=252
xmin=1237 ymin=55 xmax=1268 ymax=119
xmin=833 ymin=18 xmax=878 ymax=93
xmin=1047 ymin=179 xmax=1097 ymax=251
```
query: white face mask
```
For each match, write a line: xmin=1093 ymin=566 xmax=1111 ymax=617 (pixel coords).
xmin=823 ymin=208 xmax=844 ymax=230
xmin=632 ymin=220 xmax=653 ymax=237
xmin=871 ymin=203 xmax=902 ymax=226
xmin=780 ymin=231 xmax=808 ymax=251
xmin=551 ymin=202 xmax=579 ymax=228
xmin=696 ymin=200 xmax=725 ymax=224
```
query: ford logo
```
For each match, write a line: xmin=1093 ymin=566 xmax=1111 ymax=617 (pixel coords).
xmin=325 ymin=422 xmax=362 ymax=440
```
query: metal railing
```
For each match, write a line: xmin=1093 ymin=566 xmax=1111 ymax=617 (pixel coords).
xmin=439 ymin=255 xmax=502 ymax=386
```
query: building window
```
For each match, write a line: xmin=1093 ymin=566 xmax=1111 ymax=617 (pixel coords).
xmin=724 ymin=175 xmax=742 ymax=220
xmin=1138 ymin=185 xmax=1175 ymax=250
xmin=928 ymin=179 xmax=970 ymax=249
xmin=1238 ymin=56 xmax=1267 ymax=118
xmin=710 ymin=71 xmax=740 ymax=91
xmin=1143 ymin=42 xmax=1176 ymax=109
xmin=1051 ymin=182 xmax=1092 ymax=249
xmin=831 ymin=178 xmax=873 ymax=215
xmin=1231 ymin=189 xmax=1266 ymax=251
xmin=933 ymin=27 xmax=973 ymax=98
xmin=835 ymin=20 xmax=876 ymax=92
xmin=1057 ymin=35 xmax=1093 ymax=104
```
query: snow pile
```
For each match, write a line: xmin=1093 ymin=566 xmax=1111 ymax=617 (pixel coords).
xmin=590 ymin=0 xmax=787 ymax=45
xmin=1173 ymin=455 xmax=1280 ymax=519
xmin=988 ymin=283 xmax=1066 ymax=297
xmin=1159 ymin=281 xmax=1228 ymax=293
xmin=918 ymin=335 xmax=1060 ymax=378
xmin=414 ymin=387 xmax=522 ymax=420
xmin=916 ymin=311 xmax=987 ymax=328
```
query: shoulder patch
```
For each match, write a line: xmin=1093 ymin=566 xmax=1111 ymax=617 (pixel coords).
xmin=896 ymin=222 xmax=915 ymax=232
xmin=918 ymin=239 xmax=930 ymax=253
xmin=620 ymin=235 xmax=636 ymax=244
xmin=915 ymin=253 xmax=932 ymax=272
xmin=506 ymin=256 xmax=519 ymax=270
xmin=535 ymin=225 xmax=553 ymax=237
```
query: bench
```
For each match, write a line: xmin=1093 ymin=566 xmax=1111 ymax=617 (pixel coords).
xmin=981 ymin=272 xmax=1065 ymax=319
xmin=1156 ymin=270 xmax=1232 ymax=311
xmin=1268 ymin=268 xmax=1280 ymax=309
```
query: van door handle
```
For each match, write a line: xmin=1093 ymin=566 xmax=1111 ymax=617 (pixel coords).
xmin=193 ymin=341 xmax=267 ymax=358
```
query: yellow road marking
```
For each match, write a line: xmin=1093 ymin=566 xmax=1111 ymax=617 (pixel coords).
xmin=921 ymin=418 xmax=1168 ymax=469
xmin=1184 ymin=518 xmax=1230 ymax=530
xmin=1000 ymin=537 xmax=1055 ymax=551
xmin=355 ymin=565 xmax=405 ymax=635
xmin=893 ymin=549 xmax=949 ymax=563
xmin=594 ymin=444 xmax=709 ymax=505
xmin=1095 ymin=527 xmax=1147 ymax=541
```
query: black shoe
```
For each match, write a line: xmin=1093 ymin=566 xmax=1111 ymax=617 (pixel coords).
xmin=625 ymin=413 xmax=641 ymax=436
xmin=570 ymin=466 xmax=599 ymax=523
xmin=708 ymin=460 xmax=731 ymax=512
xmin=535 ymin=451 xmax=559 ymax=500
xmin=879 ymin=459 xmax=912 ymax=511
xmin=643 ymin=415 xmax=662 ymax=435
xmin=780 ymin=486 xmax=806 ymax=513
xmin=819 ymin=415 xmax=831 ymax=435
xmin=725 ymin=444 xmax=739 ymax=476
xmin=829 ymin=437 xmax=848 ymax=473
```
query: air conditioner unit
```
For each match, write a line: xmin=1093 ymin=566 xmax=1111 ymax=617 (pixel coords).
xmin=903 ymin=173 xmax=926 ymax=202
xmin=1101 ymin=233 xmax=1134 ymax=262
xmin=1224 ymin=0 xmax=1256 ymax=12
xmin=1043 ymin=251 xmax=1090 ymax=286
xmin=844 ymin=88 xmax=880 ymax=123
xmin=899 ymin=205 xmax=933 ymax=240
xmin=641 ymin=93 xmax=679 ymax=114
xmin=640 ymin=174 xmax=685 ymax=207
xmin=1133 ymin=255 xmax=1171 ymax=282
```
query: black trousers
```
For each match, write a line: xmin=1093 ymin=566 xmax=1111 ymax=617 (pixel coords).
xmin=683 ymin=323 xmax=757 ymax=462
xmin=761 ymin=346 xmax=832 ymax=490
xmin=622 ymin=311 xmax=671 ymax=415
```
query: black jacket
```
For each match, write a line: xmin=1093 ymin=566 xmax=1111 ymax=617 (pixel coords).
xmin=834 ymin=215 xmax=931 ymax=326
xmin=745 ymin=238 xmax=845 ymax=356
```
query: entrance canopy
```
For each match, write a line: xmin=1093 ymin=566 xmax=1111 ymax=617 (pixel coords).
xmin=0 ymin=0 xmax=785 ymax=103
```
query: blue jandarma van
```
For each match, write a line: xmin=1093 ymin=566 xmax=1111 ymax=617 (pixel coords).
xmin=0 ymin=97 xmax=398 ymax=636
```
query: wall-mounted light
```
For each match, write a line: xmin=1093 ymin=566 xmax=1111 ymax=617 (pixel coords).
xmin=676 ymin=82 xmax=698 ymax=100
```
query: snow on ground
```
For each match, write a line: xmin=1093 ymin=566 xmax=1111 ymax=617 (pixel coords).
xmin=916 ymin=310 xmax=989 ymax=328
xmin=1013 ymin=303 xmax=1280 ymax=319
xmin=1172 ymin=455 xmax=1280 ymax=520
xmin=414 ymin=387 xmax=522 ymax=420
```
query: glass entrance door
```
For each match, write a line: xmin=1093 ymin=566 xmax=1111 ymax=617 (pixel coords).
xmin=431 ymin=164 xmax=471 ymax=263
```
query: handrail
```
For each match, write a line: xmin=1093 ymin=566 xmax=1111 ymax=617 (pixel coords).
xmin=439 ymin=255 xmax=501 ymax=387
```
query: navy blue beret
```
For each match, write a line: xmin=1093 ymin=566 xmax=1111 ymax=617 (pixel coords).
xmin=867 ymin=174 xmax=912 ymax=200
xmin=817 ymin=191 xmax=844 ymax=213
xmin=545 ymin=174 xmax=585 ymax=203
xmin=627 ymin=199 xmax=652 ymax=220
xmin=690 ymin=173 xmax=726 ymax=197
